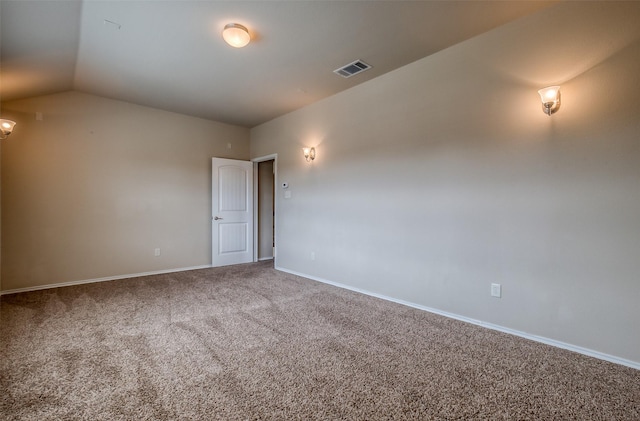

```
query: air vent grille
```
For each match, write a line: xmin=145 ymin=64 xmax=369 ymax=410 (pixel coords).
xmin=333 ymin=60 xmax=371 ymax=78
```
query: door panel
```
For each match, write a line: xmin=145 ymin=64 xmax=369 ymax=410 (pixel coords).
xmin=219 ymin=223 xmax=247 ymax=253
xmin=219 ymin=166 xmax=248 ymax=211
xmin=212 ymin=158 xmax=253 ymax=267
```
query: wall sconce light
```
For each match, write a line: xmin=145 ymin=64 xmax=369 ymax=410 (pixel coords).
xmin=0 ymin=119 xmax=16 ymax=139
xmin=222 ymin=23 xmax=251 ymax=48
xmin=303 ymin=147 xmax=316 ymax=162
xmin=538 ymin=86 xmax=561 ymax=116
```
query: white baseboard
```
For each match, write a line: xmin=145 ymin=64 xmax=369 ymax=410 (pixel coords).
xmin=258 ymin=257 xmax=274 ymax=261
xmin=275 ymin=265 xmax=640 ymax=371
xmin=0 ymin=265 xmax=212 ymax=296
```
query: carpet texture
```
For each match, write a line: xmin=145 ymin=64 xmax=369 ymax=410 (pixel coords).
xmin=1 ymin=261 xmax=638 ymax=420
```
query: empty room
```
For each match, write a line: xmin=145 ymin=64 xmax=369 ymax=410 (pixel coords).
xmin=1 ymin=1 xmax=639 ymax=419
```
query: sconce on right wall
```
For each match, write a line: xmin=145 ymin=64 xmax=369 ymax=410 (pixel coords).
xmin=303 ymin=147 xmax=316 ymax=162
xmin=538 ymin=86 xmax=561 ymax=116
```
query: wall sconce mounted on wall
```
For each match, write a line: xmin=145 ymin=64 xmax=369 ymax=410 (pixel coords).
xmin=222 ymin=23 xmax=251 ymax=48
xmin=303 ymin=147 xmax=316 ymax=162
xmin=538 ymin=86 xmax=561 ymax=116
xmin=0 ymin=119 xmax=16 ymax=139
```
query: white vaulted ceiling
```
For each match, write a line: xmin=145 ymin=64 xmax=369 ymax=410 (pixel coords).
xmin=0 ymin=1 xmax=555 ymax=128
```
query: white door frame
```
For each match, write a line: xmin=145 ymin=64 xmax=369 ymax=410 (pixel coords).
xmin=252 ymin=154 xmax=278 ymax=265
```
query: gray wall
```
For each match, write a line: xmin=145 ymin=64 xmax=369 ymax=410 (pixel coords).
xmin=1 ymin=91 xmax=249 ymax=291
xmin=251 ymin=2 xmax=640 ymax=365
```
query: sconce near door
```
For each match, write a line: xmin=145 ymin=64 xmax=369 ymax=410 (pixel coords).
xmin=538 ymin=86 xmax=561 ymax=116
xmin=0 ymin=119 xmax=17 ymax=139
xmin=303 ymin=147 xmax=316 ymax=162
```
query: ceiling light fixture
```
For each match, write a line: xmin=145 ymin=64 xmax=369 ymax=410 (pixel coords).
xmin=538 ymin=86 xmax=561 ymax=116
xmin=0 ymin=119 xmax=16 ymax=139
xmin=222 ymin=23 xmax=250 ymax=48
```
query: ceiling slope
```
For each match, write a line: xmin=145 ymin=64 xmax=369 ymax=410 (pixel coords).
xmin=1 ymin=1 xmax=556 ymax=127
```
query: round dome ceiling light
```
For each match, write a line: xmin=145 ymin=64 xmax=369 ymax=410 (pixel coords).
xmin=222 ymin=23 xmax=250 ymax=48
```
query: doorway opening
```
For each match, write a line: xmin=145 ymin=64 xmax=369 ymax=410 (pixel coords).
xmin=253 ymin=154 xmax=277 ymax=264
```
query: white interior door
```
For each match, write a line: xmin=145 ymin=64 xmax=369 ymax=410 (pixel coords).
xmin=212 ymin=158 xmax=254 ymax=267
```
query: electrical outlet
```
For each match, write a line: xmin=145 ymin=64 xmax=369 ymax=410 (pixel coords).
xmin=310 ymin=251 xmax=315 ymax=261
xmin=154 ymin=248 xmax=161 ymax=257
xmin=491 ymin=283 xmax=501 ymax=298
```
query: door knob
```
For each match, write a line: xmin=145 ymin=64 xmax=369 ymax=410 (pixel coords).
xmin=214 ymin=216 xmax=223 ymax=220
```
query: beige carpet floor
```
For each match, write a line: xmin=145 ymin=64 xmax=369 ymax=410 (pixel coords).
xmin=1 ymin=261 xmax=638 ymax=420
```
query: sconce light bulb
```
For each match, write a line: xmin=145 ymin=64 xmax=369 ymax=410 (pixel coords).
xmin=0 ymin=119 xmax=16 ymax=139
xmin=302 ymin=147 xmax=316 ymax=162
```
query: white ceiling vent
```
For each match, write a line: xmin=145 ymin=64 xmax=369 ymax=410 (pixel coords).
xmin=333 ymin=60 xmax=371 ymax=78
